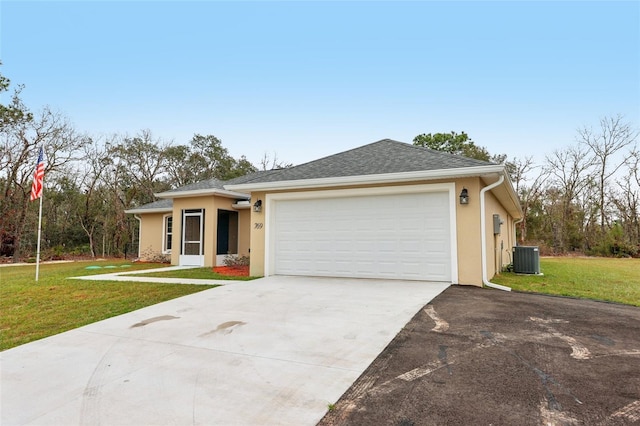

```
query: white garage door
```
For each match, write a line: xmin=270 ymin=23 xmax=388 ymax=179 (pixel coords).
xmin=271 ymin=190 xmax=453 ymax=281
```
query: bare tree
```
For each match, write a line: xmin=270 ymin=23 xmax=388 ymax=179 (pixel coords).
xmin=629 ymin=146 xmax=640 ymax=190
xmin=0 ymin=107 xmax=88 ymax=260
xmin=165 ymin=136 xmax=261 ymax=187
xmin=612 ymin=171 xmax=639 ymax=252
xmin=106 ymin=129 xmax=171 ymax=205
xmin=510 ymin=156 xmax=549 ymax=244
xmin=73 ymin=140 xmax=113 ymax=257
xmin=545 ymin=144 xmax=596 ymax=251
xmin=164 ymin=144 xmax=194 ymax=187
xmin=259 ymin=151 xmax=292 ymax=170
xmin=578 ymin=115 xmax=639 ymax=231
xmin=613 ymin=148 xmax=640 ymax=253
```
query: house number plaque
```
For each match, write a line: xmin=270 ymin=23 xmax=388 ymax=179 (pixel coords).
xmin=254 ymin=223 xmax=263 ymax=229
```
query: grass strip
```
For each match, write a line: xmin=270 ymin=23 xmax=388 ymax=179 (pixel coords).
xmin=125 ymin=267 xmax=258 ymax=281
xmin=491 ymin=257 xmax=640 ymax=307
xmin=0 ymin=261 xmax=216 ymax=350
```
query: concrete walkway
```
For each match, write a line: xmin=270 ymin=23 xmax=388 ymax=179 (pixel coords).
xmin=1 ymin=276 xmax=449 ymax=425
xmin=0 ymin=260 xmax=74 ymax=267
xmin=70 ymin=265 xmax=243 ymax=286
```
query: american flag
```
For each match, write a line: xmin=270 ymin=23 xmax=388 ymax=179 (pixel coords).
xmin=30 ymin=147 xmax=45 ymax=201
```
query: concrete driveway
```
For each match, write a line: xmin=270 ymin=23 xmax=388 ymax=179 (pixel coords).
xmin=0 ymin=276 xmax=449 ymax=425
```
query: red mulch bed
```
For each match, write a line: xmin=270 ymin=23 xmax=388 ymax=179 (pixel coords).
xmin=212 ymin=265 xmax=249 ymax=277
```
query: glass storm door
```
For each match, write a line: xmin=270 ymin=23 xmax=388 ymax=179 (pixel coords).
xmin=216 ymin=210 xmax=239 ymax=265
xmin=180 ymin=210 xmax=204 ymax=266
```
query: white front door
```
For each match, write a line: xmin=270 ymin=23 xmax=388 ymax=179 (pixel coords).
xmin=180 ymin=210 xmax=204 ymax=266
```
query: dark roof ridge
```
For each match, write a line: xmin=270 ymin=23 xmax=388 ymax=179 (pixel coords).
xmin=222 ymin=168 xmax=286 ymax=185
xmin=222 ymin=139 xmax=498 ymax=186
xmin=283 ymin=138 xmax=398 ymax=169
xmin=160 ymin=177 xmax=227 ymax=194
xmin=271 ymin=139 xmax=494 ymax=170
xmin=382 ymin=138 xmax=497 ymax=166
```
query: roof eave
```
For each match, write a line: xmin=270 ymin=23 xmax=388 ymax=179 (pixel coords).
xmin=504 ymin=172 xmax=524 ymax=219
xmin=154 ymin=188 xmax=250 ymax=200
xmin=225 ymin=165 xmax=506 ymax=192
xmin=124 ymin=207 xmax=173 ymax=214
xmin=481 ymin=173 xmax=524 ymax=220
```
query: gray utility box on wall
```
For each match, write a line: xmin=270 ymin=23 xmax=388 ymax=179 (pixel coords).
xmin=512 ymin=246 xmax=541 ymax=274
xmin=493 ymin=214 xmax=503 ymax=235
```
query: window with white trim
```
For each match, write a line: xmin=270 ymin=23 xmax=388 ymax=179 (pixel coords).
xmin=163 ymin=214 xmax=173 ymax=254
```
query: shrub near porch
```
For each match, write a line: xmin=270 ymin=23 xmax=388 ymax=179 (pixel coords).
xmin=214 ymin=254 xmax=250 ymax=276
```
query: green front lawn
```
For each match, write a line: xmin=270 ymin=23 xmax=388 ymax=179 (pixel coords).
xmin=0 ymin=261 xmax=216 ymax=351
xmin=2 ymin=257 xmax=638 ymax=352
xmin=491 ymin=257 xmax=640 ymax=307
xmin=128 ymin=267 xmax=258 ymax=281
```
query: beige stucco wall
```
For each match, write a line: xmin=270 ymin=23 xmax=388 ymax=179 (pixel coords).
xmin=484 ymin=190 xmax=514 ymax=280
xmin=133 ymin=163 xmax=520 ymax=284
xmin=247 ymin=178 xmax=518 ymax=286
xmin=238 ymin=209 xmax=251 ymax=259
xmin=169 ymin=196 xmax=250 ymax=267
xmin=137 ymin=212 xmax=167 ymax=260
xmin=171 ymin=196 xmax=213 ymax=266
xmin=454 ymin=178 xmax=483 ymax=286
xmin=249 ymin=191 xmax=267 ymax=277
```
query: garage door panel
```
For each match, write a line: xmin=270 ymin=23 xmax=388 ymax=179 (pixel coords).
xmin=378 ymin=243 xmax=398 ymax=254
xmin=378 ymin=218 xmax=397 ymax=230
xmin=272 ymin=191 xmax=452 ymax=281
xmin=335 ymin=261 xmax=353 ymax=273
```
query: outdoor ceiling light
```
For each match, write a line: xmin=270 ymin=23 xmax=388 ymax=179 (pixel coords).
xmin=459 ymin=188 xmax=469 ymax=205
xmin=253 ymin=199 xmax=262 ymax=212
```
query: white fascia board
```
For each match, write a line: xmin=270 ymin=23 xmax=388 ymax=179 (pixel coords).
xmin=482 ymin=172 xmax=524 ymax=219
xmin=154 ymin=188 xmax=250 ymax=200
xmin=124 ymin=207 xmax=172 ymax=214
xmin=504 ymin=175 xmax=524 ymax=218
xmin=231 ymin=203 xmax=251 ymax=209
xmin=225 ymin=165 xmax=506 ymax=192
xmin=265 ymin=182 xmax=455 ymax=201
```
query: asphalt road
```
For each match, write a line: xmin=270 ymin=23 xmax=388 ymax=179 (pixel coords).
xmin=319 ymin=286 xmax=640 ymax=426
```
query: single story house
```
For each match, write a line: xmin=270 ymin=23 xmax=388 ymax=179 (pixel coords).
xmin=126 ymin=139 xmax=523 ymax=287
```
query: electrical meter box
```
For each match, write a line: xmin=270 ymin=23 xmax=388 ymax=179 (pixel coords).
xmin=493 ymin=214 xmax=502 ymax=235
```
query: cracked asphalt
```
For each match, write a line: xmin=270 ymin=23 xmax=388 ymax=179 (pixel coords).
xmin=319 ymin=286 xmax=640 ymax=426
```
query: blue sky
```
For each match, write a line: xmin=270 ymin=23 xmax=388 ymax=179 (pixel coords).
xmin=1 ymin=1 xmax=638 ymax=166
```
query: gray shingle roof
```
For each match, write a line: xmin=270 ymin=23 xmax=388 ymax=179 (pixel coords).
xmin=125 ymin=198 xmax=173 ymax=213
xmin=127 ymin=140 xmax=506 ymax=214
xmin=231 ymin=139 xmax=494 ymax=184
xmin=161 ymin=178 xmax=227 ymax=194
xmin=223 ymin=169 xmax=285 ymax=185
xmin=159 ymin=170 xmax=283 ymax=194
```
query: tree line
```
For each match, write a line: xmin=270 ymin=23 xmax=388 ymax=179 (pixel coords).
xmin=0 ymin=69 xmax=288 ymax=261
xmin=2 ymin=68 xmax=639 ymax=262
xmin=414 ymin=126 xmax=639 ymax=257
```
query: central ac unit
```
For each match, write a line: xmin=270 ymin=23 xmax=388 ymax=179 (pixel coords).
xmin=512 ymin=246 xmax=541 ymax=274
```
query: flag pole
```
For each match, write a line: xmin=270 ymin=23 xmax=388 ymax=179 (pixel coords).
xmin=30 ymin=145 xmax=44 ymax=282
xmin=30 ymin=145 xmax=45 ymax=281
xmin=35 ymin=181 xmax=43 ymax=281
